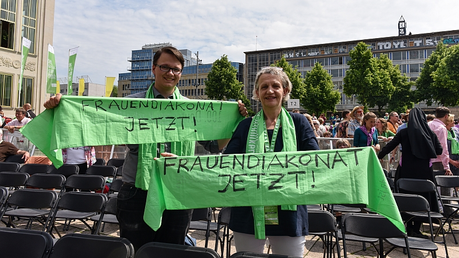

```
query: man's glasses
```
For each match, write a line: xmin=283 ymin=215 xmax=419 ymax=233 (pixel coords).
xmin=158 ymin=65 xmax=182 ymax=75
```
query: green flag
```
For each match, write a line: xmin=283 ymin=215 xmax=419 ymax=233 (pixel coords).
xmin=150 ymin=148 xmax=405 ymax=237
xmin=46 ymin=44 xmax=58 ymax=94
xmin=20 ymin=96 xmax=244 ymax=167
xmin=18 ymin=37 xmax=31 ymax=104
xmin=67 ymin=47 xmax=78 ymax=95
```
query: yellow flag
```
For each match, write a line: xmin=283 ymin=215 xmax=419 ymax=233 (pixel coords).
xmin=56 ymin=81 xmax=60 ymax=94
xmin=78 ymin=78 xmax=85 ymax=96
xmin=105 ymin=77 xmax=115 ymax=97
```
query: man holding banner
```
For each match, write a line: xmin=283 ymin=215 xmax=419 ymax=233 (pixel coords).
xmin=44 ymin=46 xmax=248 ymax=250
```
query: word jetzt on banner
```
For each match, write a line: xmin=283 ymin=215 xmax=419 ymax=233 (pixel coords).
xmin=20 ymin=96 xmax=244 ymax=167
xmin=148 ymin=147 xmax=404 ymax=238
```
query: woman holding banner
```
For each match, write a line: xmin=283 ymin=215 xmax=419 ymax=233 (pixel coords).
xmin=224 ymin=66 xmax=319 ymax=256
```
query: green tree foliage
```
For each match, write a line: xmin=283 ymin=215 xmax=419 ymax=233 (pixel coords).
xmin=302 ymin=62 xmax=340 ymax=116
xmin=343 ymin=42 xmax=374 ymax=109
xmin=387 ymin=66 xmax=414 ymax=114
xmin=272 ymin=57 xmax=306 ymax=100
xmin=367 ymin=54 xmax=394 ymax=116
xmin=111 ymin=85 xmax=118 ymax=97
xmin=205 ymin=55 xmax=254 ymax=115
xmin=431 ymin=44 xmax=459 ymax=106
xmin=415 ymin=42 xmax=448 ymax=105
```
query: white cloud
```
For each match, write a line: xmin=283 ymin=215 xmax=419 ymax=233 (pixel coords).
xmin=53 ymin=0 xmax=459 ymax=85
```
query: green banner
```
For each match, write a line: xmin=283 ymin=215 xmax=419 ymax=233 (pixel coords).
xmin=20 ymin=96 xmax=244 ymax=167
xmin=46 ymin=44 xmax=57 ymax=94
xmin=18 ymin=37 xmax=31 ymax=103
xmin=147 ymin=147 xmax=404 ymax=237
xmin=67 ymin=47 xmax=78 ymax=95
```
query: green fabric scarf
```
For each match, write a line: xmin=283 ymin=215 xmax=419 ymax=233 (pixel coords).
xmin=448 ymin=129 xmax=459 ymax=155
xmin=247 ymin=107 xmax=297 ymax=239
xmin=135 ymin=85 xmax=195 ymax=190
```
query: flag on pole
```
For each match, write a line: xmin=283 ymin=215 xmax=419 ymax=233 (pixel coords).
xmin=78 ymin=78 xmax=85 ymax=96
xmin=67 ymin=47 xmax=78 ymax=95
xmin=56 ymin=81 xmax=60 ymax=94
xmin=46 ymin=44 xmax=57 ymax=94
xmin=105 ymin=77 xmax=115 ymax=97
xmin=18 ymin=37 xmax=31 ymax=104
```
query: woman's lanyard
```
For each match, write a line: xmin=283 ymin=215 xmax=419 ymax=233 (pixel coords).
xmin=263 ymin=118 xmax=281 ymax=153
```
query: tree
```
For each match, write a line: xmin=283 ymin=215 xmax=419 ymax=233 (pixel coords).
xmin=205 ymin=55 xmax=254 ymax=115
xmin=343 ymin=42 xmax=375 ymax=109
xmin=272 ymin=57 xmax=306 ymax=100
xmin=366 ymin=54 xmax=395 ymax=116
xmin=415 ymin=42 xmax=448 ymax=105
xmin=387 ymin=65 xmax=414 ymax=114
xmin=431 ymin=44 xmax=459 ymax=106
xmin=111 ymin=85 xmax=118 ymax=97
xmin=302 ymin=62 xmax=340 ymax=116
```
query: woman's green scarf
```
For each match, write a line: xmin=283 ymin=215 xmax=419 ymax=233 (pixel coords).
xmin=135 ymin=85 xmax=195 ymax=190
xmin=448 ymin=129 xmax=459 ymax=155
xmin=247 ymin=107 xmax=297 ymax=239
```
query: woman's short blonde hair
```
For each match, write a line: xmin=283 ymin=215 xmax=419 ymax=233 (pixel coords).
xmin=252 ymin=66 xmax=292 ymax=102
xmin=447 ymin=114 xmax=455 ymax=124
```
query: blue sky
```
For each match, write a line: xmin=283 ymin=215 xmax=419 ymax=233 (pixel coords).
xmin=53 ymin=0 xmax=458 ymax=85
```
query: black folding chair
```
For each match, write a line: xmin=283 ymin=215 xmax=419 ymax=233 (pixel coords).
xmin=65 ymin=174 xmax=106 ymax=192
xmin=90 ymin=196 xmax=119 ymax=234
xmin=3 ymin=188 xmax=58 ymax=230
xmin=25 ymin=173 xmax=66 ymax=195
xmin=388 ymin=193 xmax=438 ymax=258
xmin=308 ymin=209 xmax=341 ymax=258
xmin=48 ymin=191 xmax=108 ymax=237
xmin=87 ymin=165 xmax=117 ymax=178
xmin=0 ymin=161 xmax=20 ymax=172
xmin=342 ymin=213 xmax=411 ymax=258
xmin=0 ymin=227 xmax=54 ymax=258
xmin=47 ymin=164 xmax=79 ymax=178
xmin=95 ymin=158 xmax=106 ymax=166
xmin=230 ymin=252 xmax=295 ymax=257
xmin=189 ymin=208 xmax=218 ymax=249
xmin=19 ymin=163 xmax=50 ymax=175
xmin=50 ymin=233 xmax=134 ymax=258
xmin=0 ymin=171 xmax=29 ymax=190
xmin=135 ymin=242 xmax=220 ymax=258
xmin=107 ymin=158 xmax=125 ymax=168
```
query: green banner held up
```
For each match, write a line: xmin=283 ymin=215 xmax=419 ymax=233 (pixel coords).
xmin=67 ymin=47 xmax=78 ymax=95
xmin=46 ymin=44 xmax=58 ymax=94
xmin=148 ymin=147 xmax=404 ymax=238
xmin=20 ymin=96 xmax=244 ymax=167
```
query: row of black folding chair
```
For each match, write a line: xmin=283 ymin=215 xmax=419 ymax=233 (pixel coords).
xmin=0 ymin=227 xmax=134 ymax=258
xmin=435 ymin=175 xmax=459 ymax=244
xmin=0 ymin=161 xmax=21 ymax=172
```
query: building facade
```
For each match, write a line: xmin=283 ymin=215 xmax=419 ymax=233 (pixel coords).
xmin=0 ymin=0 xmax=54 ymax=117
xmin=59 ymin=81 xmax=106 ymax=97
xmin=177 ymin=62 xmax=244 ymax=99
xmin=126 ymin=43 xmax=197 ymax=95
xmin=245 ymin=29 xmax=459 ymax=113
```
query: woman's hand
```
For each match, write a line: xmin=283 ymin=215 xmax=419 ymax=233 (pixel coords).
xmin=154 ymin=152 xmax=178 ymax=160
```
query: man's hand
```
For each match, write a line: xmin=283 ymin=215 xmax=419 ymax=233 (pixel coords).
xmin=238 ymin=100 xmax=248 ymax=117
xmin=450 ymin=159 xmax=459 ymax=168
xmin=44 ymin=93 xmax=62 ymax=109
xmin=445 ymin=168 xmax=453 ymax=176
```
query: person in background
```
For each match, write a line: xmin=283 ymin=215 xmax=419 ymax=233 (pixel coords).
xmin=304 ymin=114 xmax=319 ymax=138
xmin=384 ymin=112 xmax=389 ymax=120
xmin=429 ymin=107 xmax=457 ymax=176
xmin=347 ymin=106 xmax=364 ymax=138
xmin=426 ymin=114 xmax=435 ymax=122
xmin=336 ymin=110 xmax=351 ymax=138
xmin=61 ymin=146 xmax=96 ymax=174
xmin=23 ymin=103 xmax=36 ymax=119
xmin=378 ymin=108 xmax=442 ymax=238
xmin=353 ymin=112 xmax=380 ymax=152
xmin=4 ymin=108 xmax=31 ymax=133
xmin=387 ymin=111 xmax=399 ymax=134
xmin=224 ymin=66 xmax=319 ymax=256
xmin=375 ymin=118 xmax=395 ymax=143
xmin=312 ymin=120 xmax=323 ymax=137
xmin=0 ymin=130 xmax=30 ymax=162
xmin=446 ymin=114 xmax=459 ymax=175
xmin=336 ymin=138 xmax=351 ymax=149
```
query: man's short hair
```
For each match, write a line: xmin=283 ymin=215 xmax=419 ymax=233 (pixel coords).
xmin=435 ymin=107 xmax=450 ymax=119
xmin=15 ymin=107 xmax=26 ymax=115
xmin=153 ymin=46 xmax=185 ymax=69
xmin=342 ymin=110 xmax=350 ymax=118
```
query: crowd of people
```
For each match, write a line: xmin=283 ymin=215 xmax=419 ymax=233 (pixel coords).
xmin=2 ymin=45 xmax=459 ymax=255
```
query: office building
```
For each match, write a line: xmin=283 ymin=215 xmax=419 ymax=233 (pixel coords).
xmin=245 ymin=29 xmax=459 ymax=113
xmin=0 ymin=0 xmax=55 ymax=116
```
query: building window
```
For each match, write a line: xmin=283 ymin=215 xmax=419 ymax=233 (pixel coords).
xmin=391 ymin=51 xmax=406 ymax=60
xmin=409 ymin=50 xmax=424 ymax=59
xmin=0 ymin=73 xmax=12 ymax=106
xmin=0 ymin=0 xmax=16 ymax=50
xmin=22 ymin=0 xmax=36 ymax=54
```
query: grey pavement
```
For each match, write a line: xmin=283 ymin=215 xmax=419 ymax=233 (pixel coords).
xmin=3 ymin=211 xmax=459 ymax=258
